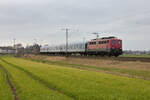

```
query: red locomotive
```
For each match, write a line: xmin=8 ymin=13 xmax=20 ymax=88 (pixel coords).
xmin=86 ymin=36 xmax=122 ymax=57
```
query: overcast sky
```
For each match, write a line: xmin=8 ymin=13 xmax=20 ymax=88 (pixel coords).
xmin=0 ymin=0 xmax=150 ymax=50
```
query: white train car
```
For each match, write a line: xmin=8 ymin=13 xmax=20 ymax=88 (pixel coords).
xmin=68 ymin=43 xmax=85 ymax=52
xmin=40 ymin=43 xmax=86 ymax=55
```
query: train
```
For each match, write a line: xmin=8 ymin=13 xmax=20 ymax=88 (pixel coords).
xmin=40 ymin=36 xmax=122 ymax=57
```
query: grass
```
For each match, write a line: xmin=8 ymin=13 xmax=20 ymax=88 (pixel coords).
xmin=0 ymin=65 xmax=13 ymax=100
xmin=26 ymin=57 xmax=150 ymax=80
xmin=120 ymin=54 xmax=150 ymax=58
xmin=0 ymin=59 xmax=73 ymax=100
xmin=1 ymin=56 xmax=150 ymax=100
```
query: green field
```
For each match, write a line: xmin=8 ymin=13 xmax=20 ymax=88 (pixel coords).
xmin=0 ymin=65 xmax=13 ymax=100
xmin=0 ymin=56 xmax=150 ymax=100
xmin=26 ymin=56 xmax=150 ymax=80
xmin=120 ymin=54 xmax=150 ymax=58
xmin=0 ymin=59 xmax=72 ymax=100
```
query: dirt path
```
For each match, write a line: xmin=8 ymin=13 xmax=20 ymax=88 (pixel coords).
xmin=0 ymin=64 xmax=18 ymax=100
xmin=1 ymin=59 xmax=75 ymax=100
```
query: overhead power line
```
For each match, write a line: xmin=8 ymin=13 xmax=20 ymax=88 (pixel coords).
xmin=91 ymin=32 xmax=100 ymax=39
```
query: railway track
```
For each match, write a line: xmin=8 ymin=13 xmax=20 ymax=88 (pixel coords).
xmin=56 ymin=55 xmax=150 ymax=62
xmin=116 ymin=57 xmax=150 ymax=62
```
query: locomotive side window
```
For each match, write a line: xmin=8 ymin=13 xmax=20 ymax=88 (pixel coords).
xmin=99 ymin=41 xmax=108 ymax=44
xmin=89 ymin=42 xmax=96 ymax=45
xmin=112 ymin=40 xmax=116 ymax=44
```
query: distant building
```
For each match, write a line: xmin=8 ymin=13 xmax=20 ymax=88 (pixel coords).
xmin=0 ymin=46 xmax=15 ymax=54
xmin=148 ymin=50 xmax=150 ymax=54
xmin=14 ymin=43 xmax=23 ymax=49
xmin=24 ymin=44 xmax=40 ymax=54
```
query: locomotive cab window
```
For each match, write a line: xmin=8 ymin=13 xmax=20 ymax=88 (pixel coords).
xmin=112 ymin=40 xmax=116 ymax=44
xmin=118 ymin=40 xmax=121 ymax=44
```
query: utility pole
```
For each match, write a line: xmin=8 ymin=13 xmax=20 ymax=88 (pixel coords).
xmin=13 ymin=38 xmax=16 ymax=48
xmin=13 ymin=38 xmax=17 ymax=54
xmin=83 ymin=37 xmax=86 ymax=44
xmin=33 ymin=38 xmax=37 ymax=44
xmin=62 ymin=28 xmax=70 ymax=57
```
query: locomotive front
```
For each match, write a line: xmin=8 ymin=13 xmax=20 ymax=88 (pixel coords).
xmin=86 ymin=37 xmax=122 ymax=57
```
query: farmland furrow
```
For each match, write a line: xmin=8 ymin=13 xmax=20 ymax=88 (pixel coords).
xmin=1 ymin=58 xmax=75 ymax=100
xmin=0 ymin=64 xmax=18 ymax=100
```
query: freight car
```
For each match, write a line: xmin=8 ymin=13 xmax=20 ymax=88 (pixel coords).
xmin=40 ymin=36 xmax=122 ymax=57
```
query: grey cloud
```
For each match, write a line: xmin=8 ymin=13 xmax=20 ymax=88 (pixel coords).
xmin=0 ymin=0 xmax=150 ymax=50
